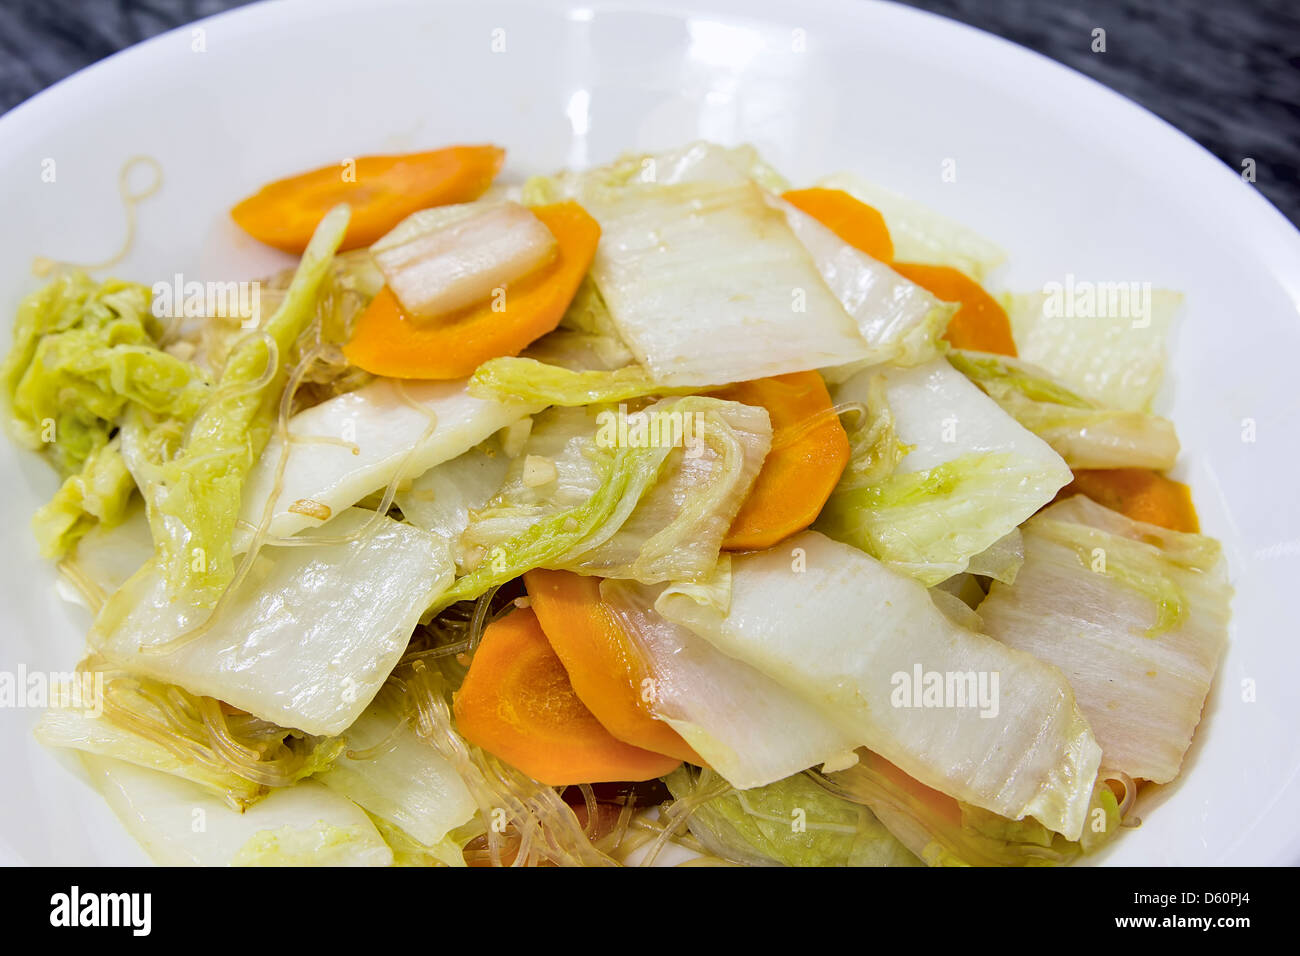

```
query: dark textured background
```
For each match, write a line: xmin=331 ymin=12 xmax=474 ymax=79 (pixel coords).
xmin=1 ymin=0 xmax=1297 ymax=224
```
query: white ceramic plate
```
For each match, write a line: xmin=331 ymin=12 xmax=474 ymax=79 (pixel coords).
xmin=1 ymin=0 xmax=1297 ymax=866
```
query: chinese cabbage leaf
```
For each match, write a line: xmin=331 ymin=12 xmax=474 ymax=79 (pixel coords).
xmin=577 ymin=176 xmax=871 ymax=385
xmin=778 ymin=198 xmax=952 ymax=374
xmin=33 ymin=437 xmax=136 ymax=557
xmin=317 ymin=692 xmax=477 ymax=847
xmin=601 ymin=578 xmax=860 ymax=789
xmin=657 ymin=530 xmax=1102 ymax=840
xmin=1 ymin=272 xmax=208 ymax=473
xmin=83 ymin=755 xmax=392 ymax=867
xmin=2 ymin=272 xmax=210 ymax=554
xmin=146 ymin=206 xmax=349 ymax=605
xmin=393 ymin=435 xmax=512 ymax=566
xmin=38 ymin=695 xmax=265 ymax=807
xmin=237 ymin=376 xmax=539 ymax=543
xmin=814 ymin=749 xmax=1121 ymax=866
xmin=665 ymin=766 xmax=919 ymax=867
xmin=444 ymin=395 xmax=770 ymax=604
xmin=978 ymin=495 xmax=1231 ymax=783
xmin=949 ymin=350 xmax=1179 ymax=470
xmin=1002 ymin=288 xmax=1181 ymax=412
xmin=819 ymin=358 xmax=1071 ymax=585
xmin=90 ymin=509 xmax=454 ymax=737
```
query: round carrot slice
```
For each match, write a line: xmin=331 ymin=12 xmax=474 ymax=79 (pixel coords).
xmin=525 ymin=569 xmax=702 ymax=764
xmin=891 ymin=262 xmax=1018 ymax=357
xmin=231 ymin=145 xmax=505 ymax=254
xmin=453 ymin=607 xmax=682 ymax=786
xmin=342 ymin=201 xmax=600 ymax=380
xmin=715 ymin=371 xmax=851 ymax=551
xmin=783 ymin=187 xmax=895 ymax=263
xmin=1060 ymin=469 xmax=1200 ymax=533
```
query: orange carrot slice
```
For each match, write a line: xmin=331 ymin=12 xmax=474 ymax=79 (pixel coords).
xmin=524 ymin=569 xmax=702 ymax=764
xmin=342 ymin=201 xmax=600 ymax=379
xmin=231 ymin=145 xmax=505 ymax=254
xmin=890 ymin=262 xmax=1018 ymax=356
xmin=1061 ymin=468 xmax=1200 ymax=533
xmin=713 ymin=371 xmax=851 ymax=551
xmin=453 ymin=607 xmax=682 ymax=786
xmin=783 ymin=187 xmax=894 ymax=262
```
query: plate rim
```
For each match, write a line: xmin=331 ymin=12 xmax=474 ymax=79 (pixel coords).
xmin=0 ymin=0 xmax=1296 ymax=867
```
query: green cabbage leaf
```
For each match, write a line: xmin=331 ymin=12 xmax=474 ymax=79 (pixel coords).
xmin=665 ymin=766 xmax=920 ymax=867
